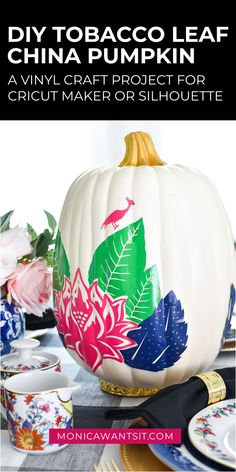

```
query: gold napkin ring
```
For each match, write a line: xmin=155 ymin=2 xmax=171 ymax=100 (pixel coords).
xmin=195 ymin=371 xmax=226 ymax=405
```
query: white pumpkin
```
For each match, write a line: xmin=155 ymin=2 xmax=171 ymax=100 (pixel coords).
xmin=54 ymin=132 xmax=235 ymax=391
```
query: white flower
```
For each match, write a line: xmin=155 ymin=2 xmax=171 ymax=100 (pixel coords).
xmin=0 ymin=227 xmax=32 ymax=286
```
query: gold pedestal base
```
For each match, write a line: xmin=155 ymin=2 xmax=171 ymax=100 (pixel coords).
xmin=99 ymin=379 xmax=159 ymax=397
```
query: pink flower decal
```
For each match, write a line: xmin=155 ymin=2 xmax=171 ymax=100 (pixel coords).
xmin=54 ymin=269 xmax=138 ymax=372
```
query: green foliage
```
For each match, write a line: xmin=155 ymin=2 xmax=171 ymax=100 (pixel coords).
xmin=44 ymin=210 xmax=57 ymax=233
xmin=0 ymin=210 xmax=14 ymax=232
xmin=53 ymin=230 xmax=70 ymax=291
xmin=31 ymin=229 xmax=53 ymax=258
xmin=27 ymin=223 xmax=38 ymax=241
xmin=0 ymin=209 xmax=57 ymax=268
xmin=29 ymin=210 xmax=57 ymax=262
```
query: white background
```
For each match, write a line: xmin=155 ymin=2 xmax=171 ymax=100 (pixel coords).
xmin=0 ymin=120 xmax=235 ymax=238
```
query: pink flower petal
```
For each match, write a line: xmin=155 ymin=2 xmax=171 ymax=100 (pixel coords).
xmin=55 ymin=268 xmax=139 ymax=372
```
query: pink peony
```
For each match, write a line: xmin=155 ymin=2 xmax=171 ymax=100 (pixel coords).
xmin=0 ymin=227 xmax=32 ymax=286
xmin=7 ymin=258 xmax=52 ymax=317
xmin=54 ymin=268 xmax=139 ymax=372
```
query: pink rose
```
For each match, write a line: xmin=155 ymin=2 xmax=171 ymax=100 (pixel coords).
xmin=0 ymin=227 xmax=32 ymax=286
xmin=7 ymin=259 xmax=52 ymax=317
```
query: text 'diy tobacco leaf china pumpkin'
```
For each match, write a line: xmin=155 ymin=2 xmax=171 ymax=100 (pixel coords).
xmin=53 ymin=131 xmax=236 ymax=390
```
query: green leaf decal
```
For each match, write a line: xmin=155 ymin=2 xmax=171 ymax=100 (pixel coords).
xmin=53 ymin=230 xmax=70 ymax=291
xmin=125 ymin=265 xmax=160 ymax=323
xmin=88 ymin=218 xmax=161 ymax=323
xmin=89 ymin=219 xmax=145 ymax=298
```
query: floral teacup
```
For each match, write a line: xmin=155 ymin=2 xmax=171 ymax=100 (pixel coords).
xmin=0 ymin=338 xmax=61 ymax=409
xmin=3 ymin=370 xmax=79 ymax=454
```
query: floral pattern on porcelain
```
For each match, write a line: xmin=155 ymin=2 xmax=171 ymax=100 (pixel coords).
xmin=0 ymin=363 xmax=61 ymax=410
xmin=5 ymin=390 xmax=73 ymax=452
xmin=1 ymin=360 xmax=51 ymax=372
xmin=0 ymin=371 xmax=15 ymax=408
xmin=194 ymin=402 xmax=236 ymax=463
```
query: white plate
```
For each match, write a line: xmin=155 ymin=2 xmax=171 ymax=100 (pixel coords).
xmin=188 ymin=399 xmax=236 ymax=469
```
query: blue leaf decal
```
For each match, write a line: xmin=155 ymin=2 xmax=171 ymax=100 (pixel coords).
xmin=22 ymin=419 xmax=32 ymax=429
xmin=66 ymin=417 xmax=73 ymax=428
xmin=123 ymin=291 xmax=188 ymax=372
xmin=221 ymin=284 xmax=236 ymax=347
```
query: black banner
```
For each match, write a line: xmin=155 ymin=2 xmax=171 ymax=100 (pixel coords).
xmin=0 ymin=11 xmax=235 ymax=120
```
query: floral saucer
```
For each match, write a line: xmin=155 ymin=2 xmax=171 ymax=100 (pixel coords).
xmin=188 ymin=399 xmax=236 ymax=469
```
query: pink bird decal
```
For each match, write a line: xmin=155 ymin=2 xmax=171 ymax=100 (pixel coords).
xmin=101 ymin=197 xmax=135 ymax=230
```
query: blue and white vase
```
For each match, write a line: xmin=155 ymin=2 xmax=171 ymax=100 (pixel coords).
xmin=0 ymin=298 xmax=25 ymax=355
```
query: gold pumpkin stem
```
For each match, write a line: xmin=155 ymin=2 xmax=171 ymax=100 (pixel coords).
xmin=119 ymin=131 xmax=166 ymax=167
